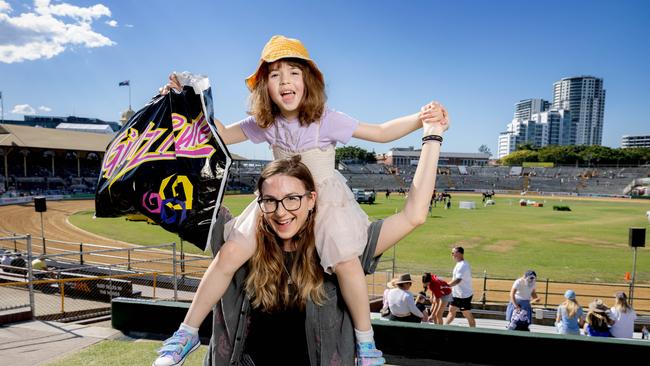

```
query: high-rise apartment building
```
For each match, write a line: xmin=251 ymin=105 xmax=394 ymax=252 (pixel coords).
xmin=552 ymin=76 xmax=605 ymax=145
xmin=514 ymin=99 xmax=550 ymax=120
xmin=621 ymin=135 xmax=650 ymax=148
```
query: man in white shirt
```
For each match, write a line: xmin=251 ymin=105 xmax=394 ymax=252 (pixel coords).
xmin=445 ymin=246 xmax=476 ymax=327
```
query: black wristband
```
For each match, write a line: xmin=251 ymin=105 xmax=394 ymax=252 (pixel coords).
xmin=422 ymin=134 xmax=443 ymax=145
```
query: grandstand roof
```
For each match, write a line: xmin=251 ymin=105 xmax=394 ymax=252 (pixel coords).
xmin=0 ymin=123 xmax=114 ymax=152
xmin=56 ymin=123 xmax=114 ymax=134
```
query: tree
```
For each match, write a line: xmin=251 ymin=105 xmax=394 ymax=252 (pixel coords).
xmin=478 ymin=144 xmax=493 ymax=157
xmin=335 ymin=146 xmax=377 ymax=164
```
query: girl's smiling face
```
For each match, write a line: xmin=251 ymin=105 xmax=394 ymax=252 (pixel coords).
xmin=267 ymin=60 xmax=305 ymax=119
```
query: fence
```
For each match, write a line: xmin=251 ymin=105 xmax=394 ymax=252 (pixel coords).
xmin=2 ymin=232 xmax=647 ymax=325
xmin=0 ymin=234 xmax=212 ymax=322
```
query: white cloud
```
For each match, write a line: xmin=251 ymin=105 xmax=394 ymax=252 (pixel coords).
xmin=124 ymin=24 xmax=133 ymax=28
xmin=38 ymin=105 xmax=51 ymax=112
xmin=0 ymin=0 xmax=116 ymax=63
xmin=12 ymin=104 xmax=36 ymax=115
xmin=0 ymin=1 xmax=12 ymax=13
xmin=105 ymin=19 xmax=117 ymax=27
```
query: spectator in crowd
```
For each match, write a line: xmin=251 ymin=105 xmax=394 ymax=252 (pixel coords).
xmin=380 ymin=278 xmax=397 ymax=318
xmin=445 ymin=247 xmax=476 ymax=327
xmin=507 ymin=306 xmax=531 ymax=331
xmin=422 ymin=272 xmax=452 ymax=324
xmin=8 ymin=253 xmax=27 ymax=274
xmin=386 ymin=273 xmax=427 ymax=323
xmin=506 ymin=270 xmax=539 ymax=327
xmin=609 ymin=292 xmax=637 ymax=339
xmin=32 ymin=255 xmax=47 ymax=271
xmin=415 ymin=291 xmax=429 ymax=315
xmin=584 ymin=298 xmax=613 ymax=337
xmin=642 ymin=325 xmax=649 ymax=340
xmin=1 ymin=251 xmax=13 ymax=271
xmin=555 ymin=289 xmax=584 ymax=335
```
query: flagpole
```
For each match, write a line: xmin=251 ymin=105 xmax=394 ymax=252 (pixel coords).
xmin=129 ymin=84 xmax=132 ymax=109
xmin=0 ymin=91 xmax=4 ymax=123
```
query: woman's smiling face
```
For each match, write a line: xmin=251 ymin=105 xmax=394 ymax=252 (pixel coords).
xmin=259 ymin=173 xmax=316 ymax=248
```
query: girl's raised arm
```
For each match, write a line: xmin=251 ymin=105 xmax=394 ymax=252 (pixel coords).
xmin=374 ymin=104 xmax=449 ymax=256
xmin=353 ymin=101 xmax=446 ymax=143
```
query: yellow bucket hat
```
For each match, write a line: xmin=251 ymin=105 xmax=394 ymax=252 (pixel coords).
xmin=245 ymin=35 xmax=324 ymax=91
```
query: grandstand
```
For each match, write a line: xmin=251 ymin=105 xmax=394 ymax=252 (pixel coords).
xmin=2 ymin=124 xmax=648 ymax=198
xmin=337 ymin=159 xmax=650 ymax=196
xmin=0 ymin=124 xmax=112 ymax=195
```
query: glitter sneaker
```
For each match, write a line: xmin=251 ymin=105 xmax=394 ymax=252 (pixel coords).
xmin=152 ymin=329 xmax=200 ymax=366
xmin=356 ymin=342 xmax=385 ymax=366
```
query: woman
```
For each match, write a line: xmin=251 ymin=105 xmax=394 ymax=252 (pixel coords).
xmin=385 ymin=274 xmax=427 ymax=323
xmin=198 ymin=114 xmax=449 ymax=365
xmin=422 ymin=272 xmax=452 ymax=324
xmin=584 ymin=298 xmax=613 ymax=337
xmin=555 ymin=289 xmax=584 ymax=335
xmin=506 ymin=270 xmax=539 ymax=327
xmin=609 ymin=292 xmax=637 ymax=338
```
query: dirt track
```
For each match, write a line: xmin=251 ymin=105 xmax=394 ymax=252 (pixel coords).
xmin=1 ymin=199 xmax=648 ymax=312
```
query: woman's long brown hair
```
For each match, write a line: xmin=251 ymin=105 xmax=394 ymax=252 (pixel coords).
xmin=245 ymin=155 xmax=325 ymax=311
xmin=248 ymin=58 xmax=326 ymax=128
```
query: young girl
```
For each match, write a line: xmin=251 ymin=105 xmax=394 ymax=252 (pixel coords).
xmin=154 ymin=35 xmax=448 ymax=366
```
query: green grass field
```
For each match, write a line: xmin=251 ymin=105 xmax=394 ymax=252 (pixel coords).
xmin=70 ymin=193 xmax=650 ymax=283
xmin=46 ymin=339 xmax=207 ymax=366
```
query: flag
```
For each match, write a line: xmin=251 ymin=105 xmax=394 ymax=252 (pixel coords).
xmin=118 ymin=80 xmax=130 ymax=86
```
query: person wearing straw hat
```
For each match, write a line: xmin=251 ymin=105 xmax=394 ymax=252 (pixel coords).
xmin=385 ymin=274 xmax=427 ymax=323
xmin=609 ymin=292 xmax=637 ymax=338
xmin=555 ymin=289 xmax=584 ymax=335
xmin=584 ymin=298 xmax=614 ymax=337
xmin=157 ymin=34 xmax=448 ymax=366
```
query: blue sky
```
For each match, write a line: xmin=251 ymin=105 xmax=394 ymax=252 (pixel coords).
xmin=1 ymin=0 xmax=649 ymax=160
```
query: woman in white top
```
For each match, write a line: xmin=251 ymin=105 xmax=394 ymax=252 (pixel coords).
xmin=386 ymin=274 xmax=426 ymax=323
xmin=506 ymin=270 xmax=540 ymax=326
xmin=610 ymin=292 xmax=637 ymax=338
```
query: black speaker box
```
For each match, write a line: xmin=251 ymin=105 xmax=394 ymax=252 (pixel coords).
xmin=34 ymin=196 xmax=47 ymax=212
xmin=629 ymin=227 xmax=646 ymax=248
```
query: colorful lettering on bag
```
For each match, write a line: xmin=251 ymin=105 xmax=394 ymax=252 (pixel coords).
xmin=101 ymin=122 xmax=175 ymax=185
xmin=160 ymin=198 xmax=187 ymax=224
xmin=101 ymin=112 xmax=216 ymax=187
xmin=142 ymin=191 xmax=162 ymax=214
xmin=158 ymin=175 xmax=194 ymax=210
xmin=172 ymin=112 xmax=216 ymax=158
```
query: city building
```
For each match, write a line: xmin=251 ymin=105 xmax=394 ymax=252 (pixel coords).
xmin=621 ymin=134 xmax=650 ymax=148
xmin=498 ymin=76 xmax=604 ymax=158
xmin=378 ymin=147 xmax=490 ymax=167
xmin=552 ymin=76 xmax=606 ymax=145
xmin=514 ymin=98 xmax=550 ymax=121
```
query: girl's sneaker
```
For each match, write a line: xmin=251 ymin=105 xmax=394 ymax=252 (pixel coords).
xmin=356 ymin=342 xmax=385 ymax=366
xmin=152 ymin=329 xmax=200 ymax=366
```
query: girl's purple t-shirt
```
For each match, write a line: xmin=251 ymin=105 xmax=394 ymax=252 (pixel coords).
xmin=238 ymin=108 xmax=359 ymax=152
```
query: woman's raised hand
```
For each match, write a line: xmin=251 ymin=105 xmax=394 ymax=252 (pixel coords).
xmin=158 ymin=73 xmax=183 ymax=95
xmin=420 ymin=101 xmax=450 ymax=134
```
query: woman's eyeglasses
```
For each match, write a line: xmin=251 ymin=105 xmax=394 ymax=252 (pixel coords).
xmin=258 ymin=192 xmax=311 ymax=213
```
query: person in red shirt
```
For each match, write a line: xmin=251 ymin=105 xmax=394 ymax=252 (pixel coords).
xmin=422 ymin=272 xmax=453 ymax=324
